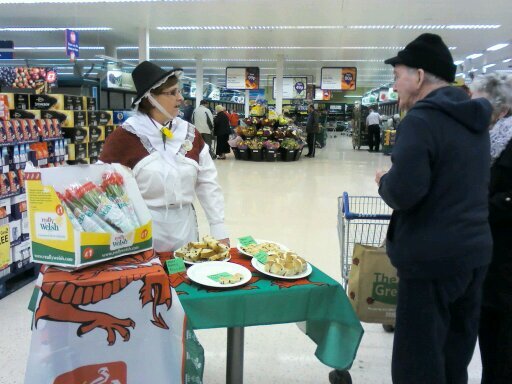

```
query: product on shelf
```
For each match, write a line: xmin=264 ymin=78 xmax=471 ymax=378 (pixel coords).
xmin=40 ymin=110 xmax=87 ymax=128
xmin=89 ymin=126 xmax=105 ymax=142
xmin=63 ymin=126 xmax=89 ymax=144
xmin=87 ymin=111 xmax=113 ymax=126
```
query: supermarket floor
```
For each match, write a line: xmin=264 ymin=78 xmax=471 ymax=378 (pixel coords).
xmin=0 ymin=135 xmax=483 ymax=384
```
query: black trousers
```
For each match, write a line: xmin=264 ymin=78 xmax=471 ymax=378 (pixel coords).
xmin=306 ymin=133 xmax=316 ymax=157
xmin=392 ymin=266 xmax=487 ymax=384
xmin=479 ymin=306 xmax=512 ymax=383
xmin=368 ymin=124 xmax=381 ymax=151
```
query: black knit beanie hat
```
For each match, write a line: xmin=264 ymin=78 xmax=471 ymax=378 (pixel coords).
xmin=385 ymin=33 xmax=456 ymax=83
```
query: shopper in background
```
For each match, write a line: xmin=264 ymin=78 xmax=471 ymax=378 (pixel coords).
xmin=305 ymin=104 xmax=319 ymax=158
xmin=192 ymin=99 xmax=215 ymax=159
xmin=181 ymin=99 xmax=194 ymax=123
xmin=213 ymin=105 xmax=231 ymax=160
xmin=229 ymin=109 xmax=240 ymax=133
xmin=470 ymin=73 xmax=512 ymax=383
xmin=100 ymin=61 xmax=229 ymax=252
xmin=375 ymin=34 xmax=493 ymax=384
xmin=366 ymin=107 xmax=381 ymax=152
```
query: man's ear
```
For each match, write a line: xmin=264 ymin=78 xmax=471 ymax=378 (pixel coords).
xmin=417 ymin=69 xmax=425 ymax=88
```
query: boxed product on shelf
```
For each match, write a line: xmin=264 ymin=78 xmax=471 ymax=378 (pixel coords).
xmin=9 ymin=110 xmax=42 ymax=120
xmin=62 ymin=126 xmax=89 ymax=144
xmin=87 ymin=141 xmax=103 ymax=158
xmin=1 ymin=120 xmax=16 ymax=143
xmin=113 ymin=110 xmax=134 ymax=124
xmin=84 ymin=96 xmax=96 ymax=111
xmin=89 ymin=126 xmax=105 ymax=142
xmin=67 ymin=143 xmax=88 ymax=161
xmin=29 ymin=94 xmax=73 ymax=110
xmin=87 ymin=110 xmax=113 ymax=126
xmin=9 ymin=214 xmax=21 ymax=244
xmin=0 ymin=93 xmax=30 ymax=110
xmin=40 ymin=110 xmax=87 ymax=128
xmin=104 ymin=125 xmax=117 ymax=138
xmin=25 ymin=163 xmax=153 ymax=268
xmin=0 ymin=199 xmax=11 ymax=272
xmin=11 ymin=194 xmax=28 ymax=241
xmin=0 ymin=95 xmax=10 ymax=120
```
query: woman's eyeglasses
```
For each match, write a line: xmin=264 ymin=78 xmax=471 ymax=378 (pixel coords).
xmin=158 ymin=89 xmax=182 ymax=97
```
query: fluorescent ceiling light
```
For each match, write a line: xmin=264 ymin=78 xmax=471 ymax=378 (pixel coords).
xmin=59 ymin=72 xmax=99 ymax=75
xmin=466 ymin=53 xmax=483 ymax=60
xmin=469 ymin=68 xmax=479 ymax=72
xmin=344 ymin=95 xmax=363 ymax=98
xmin=503 ymin=58 xmax=512 ymax=63
xmin=446 ymin=25 xmax=500 ymax=29
xmin=487 ymin=43 xmax=509 ymax=51
xmin=0 ymin=1 xmax=201 ymax=3
xmin=0 ymin=27 xmax=111 ymax=32
xmin=455 ymin=73 xmax=466 ymax=77
xmin=118 ymin=46 xmax=408 ymax=50
xmin=483 ymin=64 xmax=496 ymax=70
xmin=157 ymin=24 xmax=500 ymax=31
xmin=15 ymin=46 xmax=104 ymax=51
xmin=454 ymin=60 xmax=464 ymax=65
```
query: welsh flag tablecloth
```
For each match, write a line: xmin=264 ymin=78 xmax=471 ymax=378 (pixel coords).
xmin=160 ymin=249 xmax=364 ymax=371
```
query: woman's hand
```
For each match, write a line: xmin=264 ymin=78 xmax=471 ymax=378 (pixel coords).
xmin=218 ymin=238 xmax=230 ymax=248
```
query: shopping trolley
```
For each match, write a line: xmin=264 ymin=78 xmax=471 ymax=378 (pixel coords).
xmin=337 ymin=192 xmax=393 ymax=289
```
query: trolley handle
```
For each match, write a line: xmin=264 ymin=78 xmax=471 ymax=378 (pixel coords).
xmin=342 ymin=192 xmax=392 ymax=220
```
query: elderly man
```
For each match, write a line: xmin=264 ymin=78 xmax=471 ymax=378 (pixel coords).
xmin=366 ymin=107 xmax=381 ymax=152
xmin=376 ymin=34 xmax=493 ymax=384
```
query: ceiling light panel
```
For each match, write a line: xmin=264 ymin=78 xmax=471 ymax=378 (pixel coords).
xmin=117 ymin=46 xmax=409 ymax=50
xmin=0 ymin=27 xmax=111 ymax=31
xmin=157 ymin=24 xmax=500 ymax=31
xmin=466 ymin=53 xmax=483 ymax=60
xmin=487 ymin=43 xmax=509 ymax=51
xmin=14 ymin=46 xmax=104 ymax=50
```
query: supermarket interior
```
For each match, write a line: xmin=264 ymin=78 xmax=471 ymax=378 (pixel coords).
xmin=0 ymin=0 xmax=511 ymax=383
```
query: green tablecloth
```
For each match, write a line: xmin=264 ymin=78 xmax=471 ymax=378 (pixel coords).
xmin=160 ymin=250 xmax=364 ymax=371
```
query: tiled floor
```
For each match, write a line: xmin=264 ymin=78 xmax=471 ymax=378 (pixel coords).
xmin=0 ymin=135 xmax=483 ymax=383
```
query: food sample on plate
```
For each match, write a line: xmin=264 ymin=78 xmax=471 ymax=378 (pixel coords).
xmin=218 ymin=273 xmax=244 ymax=285
xmin=263 ymin=251 xmax=308 ymax=277
xmin=175 ymin=235 xmax=230 ymax=263
xmin=241 ymin=242 xmax=284 ymax=256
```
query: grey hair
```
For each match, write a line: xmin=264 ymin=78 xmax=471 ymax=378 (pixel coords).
xmin=470 ymin=73 xmax=512 ymax=117
xmin=406 ymin=67 xmax=447 ymax=85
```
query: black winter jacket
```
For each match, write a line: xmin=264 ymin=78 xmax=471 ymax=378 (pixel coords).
xmin=483 ymin=134 xmax=512 ymax=309
xmin=379 ymin=86 xmax=493 ymax=279
xmin=213 ymin=112 xmax=231 ymax=136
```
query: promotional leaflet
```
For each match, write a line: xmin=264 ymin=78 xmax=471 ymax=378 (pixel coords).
xmin=321 ymin=67 xmax=358 ymax=91
xmin=226 ymin=67 xmax=259 ymax=90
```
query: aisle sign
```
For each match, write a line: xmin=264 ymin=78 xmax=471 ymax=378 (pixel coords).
xmin=0 ymin=40 xmax=14 ymax=60
xmin=272 ymin=77 xmax=308 ymax=100
xmin=321 ymin=67 xmax=358 ymax=91
xmin=65 ymin=29 xmax=79 ymax=62
xmin=0 ymin=224 xmax=10 ymax=271
xmin=226 ymin=67 xmax=260 ymax=90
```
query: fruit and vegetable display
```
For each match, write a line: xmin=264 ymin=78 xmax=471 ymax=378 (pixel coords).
xmin=0 ymin=66 xmax=58 ymax=90
xmin=280 ymin=138 xmax=301 ymax=150
xmin=57 ymin=171 xmax=140 ymax=233
xmin=175 ymin=235 xmax=230 ymax=263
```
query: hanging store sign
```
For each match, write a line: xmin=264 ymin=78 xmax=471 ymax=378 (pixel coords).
xmin=314 ymin=88 xmax=331 ymax=101
xmin=65 ymin=29 xmax=80 ymax=62
xmin=272 ymin=77 xmax=307 ymax=100
xmin=0 ymin=41 xmax=14 ymax=60
xmin=320 ymin=67 xmax=358 ymax=91
xmin=225 ymin=67 xmax=260 ymax=90
xmin=106 ymin=65 xmax=135 ymax=91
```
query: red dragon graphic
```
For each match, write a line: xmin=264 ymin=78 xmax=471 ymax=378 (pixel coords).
xmin=34 ymin=250 xmax=172 ymax=346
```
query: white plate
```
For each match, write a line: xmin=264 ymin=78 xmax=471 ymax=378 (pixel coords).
xmin=251 ymin=257 xmax=313 ymax=280
xmin=237 ymin=239 xmax=289 ymax=257
xmin=178 ymin=254 xmax=231 ymax=266
xmin=187 ymin=261 xmax=252 ymax=288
